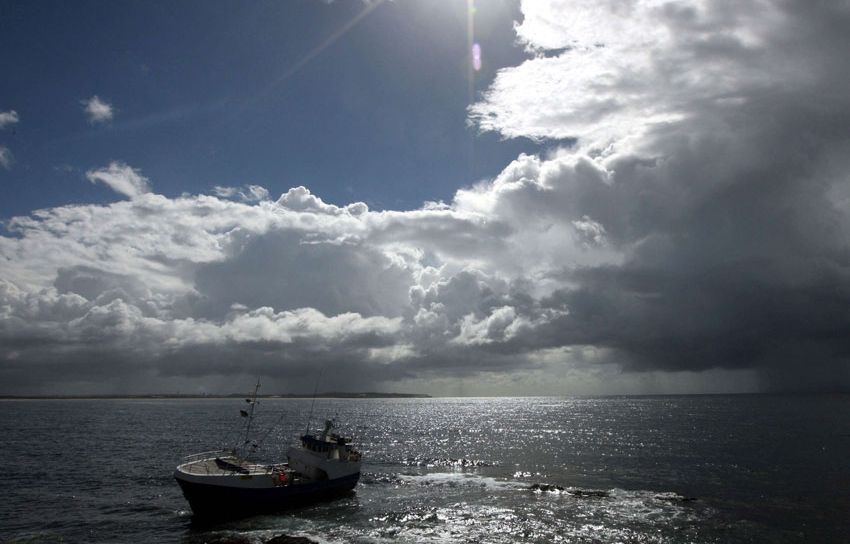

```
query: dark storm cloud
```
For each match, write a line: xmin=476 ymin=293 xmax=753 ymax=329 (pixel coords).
xmin=458 ymin=0 xmax=850 ymax=390
xmin=192 ymin=230 xmax=413 ymax=319
xmin=2 ymin=0 xmax=850 ymax=394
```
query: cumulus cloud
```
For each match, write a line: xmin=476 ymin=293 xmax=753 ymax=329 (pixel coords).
xmin=2 ymin=0 xmax=850 ymax=394
xmin=470 ymin=0 xmax=850 ymax=148
xmin=571 ymin=216 xmax=606 ymax=248
xmin=0 ymin=181 xmax=570 ymax=393
xmin=213 ymin=184 xmax=270 ymax=202
xmin=86 ymin=161 xmax=151 ymax=198
xmin=0 ymin=110 xmax=19 ymax=129
xmin=82 ymin=95 xmax=114 ymax=123
xmin=469 ymin=0 xmax=850 ymax=390
xmin=0 ymin=146 xmax=13 ymax=170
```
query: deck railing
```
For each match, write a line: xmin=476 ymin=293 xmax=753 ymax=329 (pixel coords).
xmin=181 ymin=449 xmax=236 ymax=464
xmin=179 ymin=449 xmax=291 ymax=476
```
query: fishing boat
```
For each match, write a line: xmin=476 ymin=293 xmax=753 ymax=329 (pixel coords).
xmin=174 ymin=382 xmax=362 ymax=518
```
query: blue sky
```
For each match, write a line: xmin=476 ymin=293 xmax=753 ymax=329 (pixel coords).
xmin=1 ymin=0 xmax=539 ymax=218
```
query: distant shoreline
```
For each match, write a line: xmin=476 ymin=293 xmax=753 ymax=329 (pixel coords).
xmin=1 ymin=391 xmax=846 ymax=400
xmin=0 ymin=392 xmax=431 ymax=400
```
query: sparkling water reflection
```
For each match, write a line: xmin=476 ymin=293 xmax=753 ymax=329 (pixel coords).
xmin=0 ymin=395 xmax=847 ymax=543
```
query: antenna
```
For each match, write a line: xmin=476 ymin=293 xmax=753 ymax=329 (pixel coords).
xmin=304 ymin=367 xmax=324 ymax=436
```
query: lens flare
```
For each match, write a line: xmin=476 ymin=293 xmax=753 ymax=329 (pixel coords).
xmin=472 ymin=43 xmax=482 ymax=72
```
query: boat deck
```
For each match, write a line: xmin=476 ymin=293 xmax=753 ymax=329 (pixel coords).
xmin=178 ymin=455 xmax=287 ymax=477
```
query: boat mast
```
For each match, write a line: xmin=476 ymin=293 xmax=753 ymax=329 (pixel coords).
xmin=304 ymin=367 xmax=324 ymax=436
xmin=242 ymin=379 xmax=261 ymax=455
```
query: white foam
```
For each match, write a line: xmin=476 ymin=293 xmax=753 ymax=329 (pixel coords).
xmin=398 ymin=472 xmax=523 ymax=491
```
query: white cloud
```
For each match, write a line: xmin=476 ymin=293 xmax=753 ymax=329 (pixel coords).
xmin=2 ymin=1 xmax=850 ymax=394
xmin=453 ymin=306 xmax=522 ymax=346
xmin=213 ymin=184 xmax=270 ymax=202
xmin=0 ymin=176 xmax=587 ymax=393
xmin=0 ymin=146 xmax=13 ymax=170
xmin=469 ymin=0 xmax=830 ymax=149
xmin=571 ymin=215 xmax=606 ymax=248
xmin=2 ymin=129 xmax=849 ymax=393
xmin=0 ymin=110 xmax=19 ymax=129
xmin=85 ymin=161 xmax=151 ymax=198
xmin=82 ymin=95 xmax=114 ymax=123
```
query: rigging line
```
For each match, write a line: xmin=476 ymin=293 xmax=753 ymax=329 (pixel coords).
xmin=218 ymin=422 xmax=240 ymax=453
xmin=240 ymin=379 xmax=262 ymax=456
xmin=305 ymin=366 xmax=325 ymax=436
xmin=214 ymin=401 xmax=249 ymax=453
xmin=254 ymin=365 xmax=326 ymax=452
xmin=254 ymin=409 xmax=298 ymax=451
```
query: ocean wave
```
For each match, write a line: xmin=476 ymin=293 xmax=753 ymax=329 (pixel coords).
xmin=367 ymin=503 xmax=527 ymax=542
xmin=511 ymin=471 xmax=543 ymax=479
xmin=652 ymin=491 xmax=698 ymax=503
xmin=397 ymin=472 xmax=523 ymax=490
xmin=528 ymin=483 xmax=698 ymax=504
xmin=401 ymin=457 xmax=497 ymax=468
xmin=608 ymin=488 xmax=699 ymax=504
xmin=529 ymin=483 xmax=609 ymax=497
xmin=359 ymin=472 xmax=405 ymax=485
xmin=182 ymin=530 xmax=330 ymax=544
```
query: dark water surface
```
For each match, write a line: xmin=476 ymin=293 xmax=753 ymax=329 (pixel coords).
xmin=1 ymin=395 xmax=848 ymax=543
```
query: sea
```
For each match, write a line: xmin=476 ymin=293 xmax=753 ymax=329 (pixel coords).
xmin=1 ymin=395 xmax=848 ymax=543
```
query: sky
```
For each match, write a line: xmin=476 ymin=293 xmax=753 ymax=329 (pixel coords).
xmin=1 ymin=0 xmax=849 ymax=396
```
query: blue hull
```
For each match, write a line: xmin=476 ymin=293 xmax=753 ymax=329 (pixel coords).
xmin=176 ymin=472 xmax=360 ymax=518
